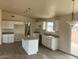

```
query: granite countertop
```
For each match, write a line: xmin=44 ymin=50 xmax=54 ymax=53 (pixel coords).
xmin=2 ymin=32 xmax=14 ymax=34
xmin=34 ymin=31 xmax=60 ymax=38
xmin=43 ymin=33 xmax=59 ymax=38
xmin=23 ymin=36 xmax=39 ymax=40
xmin=34 ymin=31 xmax=41 ymax=33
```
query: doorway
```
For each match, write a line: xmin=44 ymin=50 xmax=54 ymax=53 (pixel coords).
xmin=71 ymin=23 xmax=78 ymax=56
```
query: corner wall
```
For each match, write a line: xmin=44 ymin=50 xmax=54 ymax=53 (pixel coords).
xmin=58 ymin=19 xmax=71 ymax=53
xmin=56 ymin=13 xmax=78 ymax=54
xmin=0 ymin=9 xmax=2 ymax=45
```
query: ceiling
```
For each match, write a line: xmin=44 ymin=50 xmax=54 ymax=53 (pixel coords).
xmin=0 ymin=0 xmax=78 ymax=18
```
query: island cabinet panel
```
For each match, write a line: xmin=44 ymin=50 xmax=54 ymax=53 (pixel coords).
xmin=22 ymin=39 xmax=39 ymax=55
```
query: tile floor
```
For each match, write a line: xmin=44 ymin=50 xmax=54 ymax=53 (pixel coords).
xmin=0 ymin=42 xmax=77 ymax=59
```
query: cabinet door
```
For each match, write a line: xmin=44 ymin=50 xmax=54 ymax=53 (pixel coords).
xmin=42 ymin=35 xmax=58 ymax=50
xmin=2 ymin=21 xmax=9 ymax=29
xmin=8 ymin=22 xmax=14 ymax=29
xmin=51 ymin=37 xmax=58 ymax=50
xmin=42 ymin=35 xmax=51 ymax=48
xmin=42 ymin=35 xmax=47 ymax=46
xmin=3 ymin=35 xmax=8 ymax=43
xmin=2 ymin=21 xmax=14 ymax=29
xmin=46 ymin=36 xmax=52 ymax=48
xmin=8 ymin=34 xmax=14 ymax=43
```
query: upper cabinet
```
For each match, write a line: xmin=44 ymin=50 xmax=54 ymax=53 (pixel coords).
xmin=2 ymin=21 xmax=14 ymax=29
xmin=2 ymin=21 xmax=24 ymax=29
xmin=2 ymin=11 xmax=25 ymax=29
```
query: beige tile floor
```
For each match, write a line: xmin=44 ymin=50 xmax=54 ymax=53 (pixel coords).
xmin=0 ymin=42 xmax=77 ymax=59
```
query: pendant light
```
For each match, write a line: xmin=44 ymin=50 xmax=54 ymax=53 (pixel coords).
xmin=24 ymin=8 xmax=32 ymax=38
xmin=67 ymin=0 xmax=77 ymax=25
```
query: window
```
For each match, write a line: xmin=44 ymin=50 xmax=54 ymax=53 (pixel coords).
xmin=47 ymin=22 xmax=54 ymax=32
xmin=43 ymin=21 xmax=46 ymax=30
xmin=43 ymin=21 xmax=55 ymax=32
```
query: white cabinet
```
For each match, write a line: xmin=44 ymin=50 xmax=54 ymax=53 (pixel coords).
xmin=2 ymin=21 xmax=14 ymax=29
xmin=2 ymin=34 xmax=14 ymax=43
xmin=42 ymin=35 xmax=58 ymax=50
xmin=33 ymin=33 xmax=39 ymax=38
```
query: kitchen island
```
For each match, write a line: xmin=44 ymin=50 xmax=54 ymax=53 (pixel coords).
xmin=22 ymin=37 xmax=39 ymax=55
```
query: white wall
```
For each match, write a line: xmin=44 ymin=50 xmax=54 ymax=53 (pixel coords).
xmin=57 ymin=17 xmax=71 ymax=53
xmin=14 ymin=24 xmax=25 ymax=41
xmin=56 ymin=13 xmax=78 ymax=54
xmin=14 ymin=25 xmax=25 ymax=34
xmin=0 ymin=9 xmax=2 ymax=45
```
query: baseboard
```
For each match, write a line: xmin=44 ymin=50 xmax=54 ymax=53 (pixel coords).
xmin=41 ymin=44 xmax=53 ymax=51
xmin=57 ymin=49 xmax=78 ymax=58
xmin=41 ymin=44 xmax=59 ymax=51
xmin=41 ymin=45 xmax=78 ymax=58
xmin=0 ymin=43 xmax=2 ymax=45
xmin=0 ymin=42 xmax=2 ymax=45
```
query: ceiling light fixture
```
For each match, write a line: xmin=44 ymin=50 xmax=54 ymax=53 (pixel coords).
xmin=66 ymin=0 xmax=77 ymax=26
xmin=23 ymin=8 xmax=32 ymax=24
xmin=11 ymin=15 xmax=15 ymax=17
xmin=24 ymin=8 xmax=32 ymax=38
xmin=24 ymin=8 xmax=32 ymax=17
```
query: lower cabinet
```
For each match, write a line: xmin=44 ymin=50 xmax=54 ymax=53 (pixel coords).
xmin=2 ymin=34 xmax=14 ymax=43
xmin=42 ymin=35 xmax=58 ymax=50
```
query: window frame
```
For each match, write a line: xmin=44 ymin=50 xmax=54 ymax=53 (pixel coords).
xmin=43 ymin=21 xmax=55 ymax=32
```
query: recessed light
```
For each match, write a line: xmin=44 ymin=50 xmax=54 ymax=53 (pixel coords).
xmin=28 ymin=8 xmax=31 ymax=10
xmin=11 ymin=16 xmax=15 ymax=17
